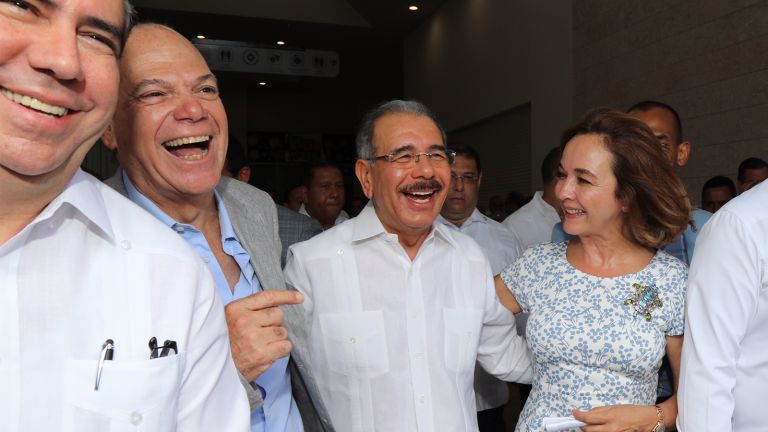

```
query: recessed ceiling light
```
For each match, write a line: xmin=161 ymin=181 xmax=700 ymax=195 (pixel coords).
xmin=409 ymin=5 xmax=418 ymax=11
xmin=259 ymin=82 xmax=267 ymax=86
xmin=196 ymin=35 xmax=206 ymax=39
xmin=276 ymin=40 xmax=285 ymax=46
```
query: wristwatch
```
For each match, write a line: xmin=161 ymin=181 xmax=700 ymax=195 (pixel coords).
xmin=651 ymin=405 xmax=665 ymax=432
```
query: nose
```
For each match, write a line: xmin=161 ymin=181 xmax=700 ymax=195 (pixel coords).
xmin=555 ymin=175 xmax=573 ymax=201
xmin=411 ymin=153 xmax=436 ymax=178
xmin=451 ymin=175 xmax=464 ymax=191
xmin=28 ymin=23 xmax=84 ymax=82
xmin=173 ymin=94 xmax=207 ymax=122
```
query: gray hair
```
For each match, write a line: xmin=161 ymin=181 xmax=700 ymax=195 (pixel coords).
xmin=355 ymin=99 xmax=447 ymax=161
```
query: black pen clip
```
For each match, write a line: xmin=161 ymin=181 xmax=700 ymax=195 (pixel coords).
xmin=94 ymin=339 xmax=114 ymax=391
xmin=149 ymin=337 xmax=177 ymax=359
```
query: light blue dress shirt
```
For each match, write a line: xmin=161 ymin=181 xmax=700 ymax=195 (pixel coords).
xmin=123 ymin=173 xmax=303 ymax=432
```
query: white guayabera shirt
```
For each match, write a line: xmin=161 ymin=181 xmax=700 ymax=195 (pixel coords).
xmin=285 ymin=203 xmax=532 ymax=432
xmin=0 ymin=170 xmax=249 ymax=432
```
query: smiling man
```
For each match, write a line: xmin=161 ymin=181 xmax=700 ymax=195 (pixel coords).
xmin=284 ymin=100 xmax=532 ymax=432
xmin=0 ymin=2 xmax=247 ymax=431
xmin=103 ymin=24 xmax=331 ymax=432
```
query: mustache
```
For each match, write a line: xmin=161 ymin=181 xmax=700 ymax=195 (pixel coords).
xmin=399 ymin=179 xmax=443 ymax=193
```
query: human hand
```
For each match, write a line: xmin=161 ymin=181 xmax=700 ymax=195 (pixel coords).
xmin=572 ymin=404 xmax=659 ymax=432
xmin=224 ymin=289 xmax=304 ymax=382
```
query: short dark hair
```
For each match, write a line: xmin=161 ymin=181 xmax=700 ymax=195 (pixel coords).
xmin=225 ymin=134 xmax=248 ymax=174
xmin=302 ymin=162 xmax=342 ymax=188
xmin=702 ymin=175 xmax=736 ymax=201
xmin=737 ymin=157 xmax=768 ymax=183
xmin=627 ymin=100 xmax=684 ymax=143
xmin=448 ymin=143 xmax=481 ymax=174
xmin=541 ymin=146 xmax=561 ymax=185
xmin=561 ymin=107 xmax=692 ymax=248
xmin=121 ymin=1 xmax=138 ymax=54
xmin=356 ymin=99 xmax=447 ymax=161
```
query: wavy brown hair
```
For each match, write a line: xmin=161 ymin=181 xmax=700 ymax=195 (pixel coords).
xmin=560 ymin=107 xmax=693 ymax=249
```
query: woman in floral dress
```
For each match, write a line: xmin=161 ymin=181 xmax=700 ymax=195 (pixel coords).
xmin=496 ymin=107 xmax=691 ymax=432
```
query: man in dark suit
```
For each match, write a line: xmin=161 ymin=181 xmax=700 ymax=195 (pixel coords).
xmin=223 ymin=135 xmax=322 ymax=267
xmin=102 ymin=23 xmax=331 ymax=431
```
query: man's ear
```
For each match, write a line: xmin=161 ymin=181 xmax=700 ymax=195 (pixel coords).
xmin=102 ymin=123 xmax=118 ymax=151
xmin=477 ymin=171 xmax=483 ymax=188
xmin=675 ymin=141 xmax=691 ymax=167
xmin=355 ymin=159 xmax=374 ymax=199
xmin=236 ymin=166 xmax=251 ymax=183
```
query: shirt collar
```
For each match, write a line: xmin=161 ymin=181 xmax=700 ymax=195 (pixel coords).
xmin=41 ymin=169 xmax=115 ymax=242
xmin=122 ymin=171 xmax=233 ymax=241
xmin=351 ymin=201 xmax=458 ymax=249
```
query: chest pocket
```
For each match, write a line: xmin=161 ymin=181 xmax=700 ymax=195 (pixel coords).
xmin=443 ymin=308 xmax=483 ymax=374
xmin=319 ymin=311 xmax=390 ymax=379
xmin=62 ymin=354 xmax=182 ymax=432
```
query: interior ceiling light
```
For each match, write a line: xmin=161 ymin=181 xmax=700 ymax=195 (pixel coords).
xmin=259 ymin=82 xmax=267 ymax=86
xmin=276 ymin=40 xmax=286 ymax=46
xmin=196 ymin=35 xmax=205 ymax=39
xmin=409 ymin=5 xmax=418 ymax=11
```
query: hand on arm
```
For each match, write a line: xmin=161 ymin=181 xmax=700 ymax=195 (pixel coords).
xmin=225 ymin=289 xmax=304 ymax=382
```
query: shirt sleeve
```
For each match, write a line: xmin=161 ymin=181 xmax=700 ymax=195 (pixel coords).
xmin=477 ymin=257 xmax=533 ymax=384
xmin=660 ymin=259 xmax=687 ymax=337
xmin=677 ymin=209 xmax=760 ymax=431
xmin=177 ymin=263 xmax=250 ymax=431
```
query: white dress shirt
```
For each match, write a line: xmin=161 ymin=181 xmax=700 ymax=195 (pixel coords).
xmin=299 ymin=203 xmax=348 ymax=227
xmin=678 ymin=180 xmax=768 ymax=432
xmin=502 ymin=191 xmax=560 ymax=250
xmin=437 ymin=208 xmax=524 ymax=411
xmin=284 ymin=203 xmax=532 ymax=432
xmin=0 ymin=170 xmax=248 ymax=432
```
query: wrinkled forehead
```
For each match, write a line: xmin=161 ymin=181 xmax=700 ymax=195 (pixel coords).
xmin=120 ymin=25 xmax=212 ymax=86
xmin=372 ymin=113 xmax=444 ymax=153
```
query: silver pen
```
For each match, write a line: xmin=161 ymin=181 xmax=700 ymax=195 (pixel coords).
xmin=94 ymin=339 xmax=114 ymax=391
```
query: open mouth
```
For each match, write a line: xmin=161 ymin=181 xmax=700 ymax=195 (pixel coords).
xmin=1 ymin=87 xmax=69 ymax=118
xmin=404 ymin=190 xmax=437 ymax=203
xmin=162 ymin=135 xmax=211 ymax=161
xmin=563 ymin=208 xmax=586 ymax=216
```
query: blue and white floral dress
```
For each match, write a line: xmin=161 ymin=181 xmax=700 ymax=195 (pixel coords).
xmin=500 ymin=242 xmax=686 ymax=432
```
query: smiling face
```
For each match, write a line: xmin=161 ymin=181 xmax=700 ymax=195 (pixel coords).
xmin=440 ymin=154 xmax=481 ymax=227
xmin=0 ymin=0 xmax=124 ymax=179
xmin=106 ymin=24 xmax=227 ymax=204
xmin=355 ymin=112 xmax=451 ymax=238
xmin=555 ymin=133 xmax=626 ymax=240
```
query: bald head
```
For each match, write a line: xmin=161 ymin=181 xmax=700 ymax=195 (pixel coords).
xmin=105 ymin=23 xmax=229 ymax=207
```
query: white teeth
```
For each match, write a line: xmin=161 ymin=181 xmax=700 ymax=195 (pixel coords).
xmin=178 ymin=148 xmax=209 ymax=161
xmin=410 ymin=191 xmax=433 ymax=196
xmin=1 ymin=88 xmax=68 ymax=117
xmin=162 ymin=135 xmax=211 ymax=147
xmin=565 ymin=208 xmax=586 ymax=215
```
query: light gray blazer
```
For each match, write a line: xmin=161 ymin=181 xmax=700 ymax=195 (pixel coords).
xmin=105 ymin=170 xmax=333 ymax=432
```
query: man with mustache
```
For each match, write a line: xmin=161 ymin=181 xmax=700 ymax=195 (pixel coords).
xmin=0 ymin=2 xmax=247 ymax=431
xmin=284 ymin=100 xmax=532 ymax=431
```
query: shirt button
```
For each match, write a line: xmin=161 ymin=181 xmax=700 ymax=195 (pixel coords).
xmin=202 ymin=256 xmax=211 ymax=263
xmin=174 ymin=226 xmax=184 ymax=233
xmin=419 ymin=395 xmax=425 ymax=404
xmin=337 ymin=248 xmax=344 ymax=255
xmin=349 ymin=337 xmax=356 ymax=344
xmin=129 ymin=411 xmax=143 ymax=426
xmin=120 ymin=240 xmax=131 ymax=250
xmin=414 ymin=353 xmax=423 ymax=360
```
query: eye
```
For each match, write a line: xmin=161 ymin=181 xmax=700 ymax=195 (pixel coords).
xmin=80 ymin=31 xmax=118 ymax=55
xmin=555 ymin=170 xmax=566 ymax=179
xmin=428 ymin=151 xmax=447 ymax=162
xmin=390 ymin=152 xmax=414 ymax=163
xmin=3 ymin=0 xmax=35 ymax=12
xmin=199 ymin=85 xmax=218 ymax=95
xmin=577 ymin=177 xmax=592 ymax=185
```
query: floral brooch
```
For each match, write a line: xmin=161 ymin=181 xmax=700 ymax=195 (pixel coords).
xmin=625 ymin=283 xmax=663 ymax=321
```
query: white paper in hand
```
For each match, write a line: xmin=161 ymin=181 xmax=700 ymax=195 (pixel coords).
xmin=542 ymin=416 xmax=587 ymax=432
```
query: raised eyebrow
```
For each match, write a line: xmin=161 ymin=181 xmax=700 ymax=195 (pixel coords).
xmin=83 ymin=16 xmax=124 ymax=47
xmin=391 ymin=145 xmax=415 ymax=154
xmin=132 ymin=79 xmax=172 ymax=95
xmin=574 ymin=168 xmax=597 ymax=178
